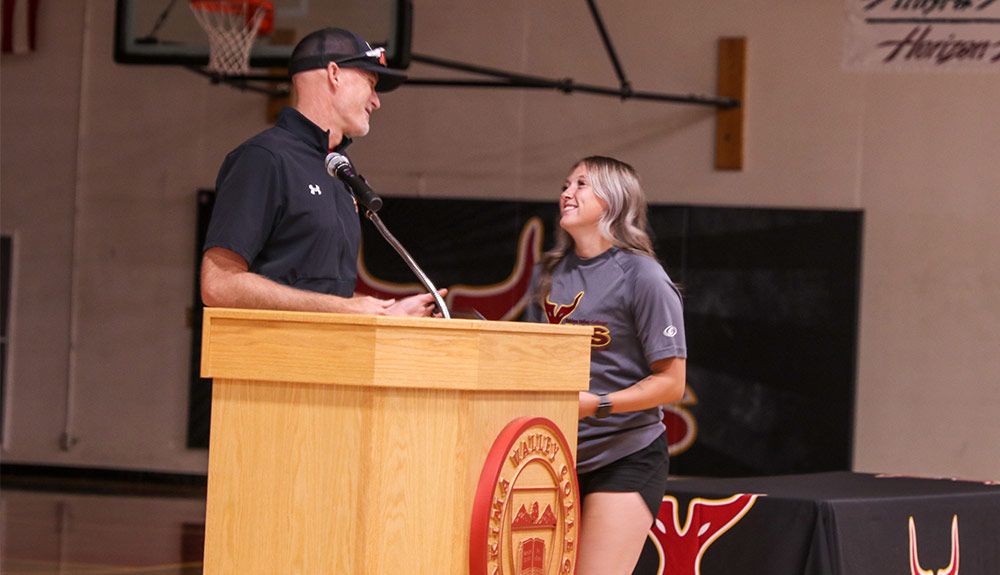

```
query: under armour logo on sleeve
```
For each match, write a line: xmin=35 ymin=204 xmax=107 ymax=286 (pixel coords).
xmin=309 ymin=184 xmax=322 ymax=195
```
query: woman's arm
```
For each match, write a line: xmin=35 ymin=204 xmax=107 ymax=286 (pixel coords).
xmin=579 ymin=357 xmax=686 ymax=419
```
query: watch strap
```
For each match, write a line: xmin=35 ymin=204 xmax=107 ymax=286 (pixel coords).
xmin=595 ymin=393 xmax=613 ymax=418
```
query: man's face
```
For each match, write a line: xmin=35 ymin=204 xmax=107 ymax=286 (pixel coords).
xmin=334 ymin=67 xmax=381 ymax=138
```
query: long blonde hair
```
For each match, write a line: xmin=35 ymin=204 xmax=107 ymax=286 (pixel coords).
xmin=535 ymin=156 xmax=657 ymax=303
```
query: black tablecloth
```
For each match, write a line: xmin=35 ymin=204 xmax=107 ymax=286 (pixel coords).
xmin=635 ymin=472 xmax=1000 ymax=575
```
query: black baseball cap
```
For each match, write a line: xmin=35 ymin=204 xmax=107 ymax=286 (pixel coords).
xmin=288 ymin=27 xmax=407 ymax=92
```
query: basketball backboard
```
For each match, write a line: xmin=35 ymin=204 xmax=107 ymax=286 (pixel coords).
xmin=114 ymin=0 xmax=411 ymax=71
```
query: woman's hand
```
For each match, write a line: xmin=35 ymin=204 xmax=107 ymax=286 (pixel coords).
xmin=579 ymin=391 xmax=601 ymax=419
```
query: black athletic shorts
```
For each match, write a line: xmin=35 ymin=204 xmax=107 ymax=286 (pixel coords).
xmin=577 ymin=432 xmax=669 ymax=520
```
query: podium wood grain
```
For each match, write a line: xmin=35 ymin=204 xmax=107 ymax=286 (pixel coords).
xmin=200 ymin=308 xmax=592 ymax=575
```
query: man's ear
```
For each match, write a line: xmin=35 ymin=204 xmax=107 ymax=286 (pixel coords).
xmin=326 ymin=62 xmax=341 ymax=86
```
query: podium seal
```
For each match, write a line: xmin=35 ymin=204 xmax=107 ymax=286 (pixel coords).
xmin=470 ymin=417 xmax=580 ymax=575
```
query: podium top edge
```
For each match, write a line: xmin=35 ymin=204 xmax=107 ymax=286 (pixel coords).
xmin=202 ymin=307 xmax=594 ymax=336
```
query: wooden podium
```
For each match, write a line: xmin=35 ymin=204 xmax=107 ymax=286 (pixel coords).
xmin=200 ymin=308 xmax=592 ymax=575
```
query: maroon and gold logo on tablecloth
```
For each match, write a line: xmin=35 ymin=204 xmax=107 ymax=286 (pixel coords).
xmin=909 ymin=515 xmax=959 ymax=575
xmin=470 ymin=417 xmax=580 ymax=575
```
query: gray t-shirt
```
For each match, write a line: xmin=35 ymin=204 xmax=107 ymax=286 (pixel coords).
xmin=525 ymin=247 xmax=686 ymax=473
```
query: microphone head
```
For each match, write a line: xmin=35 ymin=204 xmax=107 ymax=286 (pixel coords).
xmin=325 ymin=152 xmax=351 ymax=176
xmin=324 ymin=152 xmax=382 ymax=213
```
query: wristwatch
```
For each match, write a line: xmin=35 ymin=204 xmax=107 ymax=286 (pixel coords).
xmin=595 ymin=393 xmax=613 ymax=418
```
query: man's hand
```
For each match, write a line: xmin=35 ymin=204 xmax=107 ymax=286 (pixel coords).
xmin=346 ymin=294 xmax=396 ymax=315
xmin=202 ymin=247 xmax=448 ymax=317
xmin=204 ymin=247 xmax=397 ymax=315
xmin=384 ymin=289 xmax=448 ymax=317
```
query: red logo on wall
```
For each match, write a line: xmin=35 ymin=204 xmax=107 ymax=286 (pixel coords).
xmin=358 ymin=218 xmax=543 ymax=321
xmin=662 ymin=387 xmax=698 ymax=457
xmin=470 ymin=417 xmax=580 ymax=575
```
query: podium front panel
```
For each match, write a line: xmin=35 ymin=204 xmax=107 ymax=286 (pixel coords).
xmin=200 ymin=309 xmax=591 ymax=575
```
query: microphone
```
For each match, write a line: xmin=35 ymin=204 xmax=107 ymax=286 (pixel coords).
xmin=323 ymin=152 xmax=450 ymax=319
xmin=325 ymin=152 xmax=383 ymax=213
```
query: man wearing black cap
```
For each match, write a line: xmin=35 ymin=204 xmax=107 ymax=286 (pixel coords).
xmin=201 ymin=28 xmax=440 ymax=316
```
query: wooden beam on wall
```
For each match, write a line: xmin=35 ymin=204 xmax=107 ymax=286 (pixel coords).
xmin=716 ymin=37 xmax=747 ymax=171
xmin=266 ymin=28 xmax=296 ymax=124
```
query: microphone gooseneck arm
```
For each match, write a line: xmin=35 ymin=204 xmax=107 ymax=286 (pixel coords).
xmin=364 ymin=209 xmax=451 ymax=319
xmin=326 ymin=152 xmax=450 ymax=318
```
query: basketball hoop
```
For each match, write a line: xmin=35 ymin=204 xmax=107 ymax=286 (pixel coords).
xmin=190 ymin=0 xmax=274 ymax=77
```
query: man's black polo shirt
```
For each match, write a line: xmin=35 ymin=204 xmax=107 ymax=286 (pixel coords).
xmin=205 ymin=106 xmax=361 ymax=297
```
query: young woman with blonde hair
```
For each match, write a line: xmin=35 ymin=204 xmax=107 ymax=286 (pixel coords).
xmin=525 ymin=156 xmax=687 ymax=575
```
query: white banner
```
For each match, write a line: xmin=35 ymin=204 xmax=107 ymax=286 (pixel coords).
xmin=845 ymin=0 xmax=1000 ymax=72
